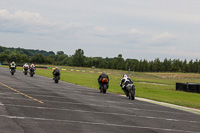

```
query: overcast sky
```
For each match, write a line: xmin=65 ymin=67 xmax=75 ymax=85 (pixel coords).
xmin=0 ymin=0 xmax=200 ymax=60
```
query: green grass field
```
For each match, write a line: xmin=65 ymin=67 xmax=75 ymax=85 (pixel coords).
xmin=1 ymin=65 xmax=200 ymax=109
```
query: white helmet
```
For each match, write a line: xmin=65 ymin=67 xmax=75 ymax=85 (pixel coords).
xmin=123 ymin=74 xmax=127 ymax=78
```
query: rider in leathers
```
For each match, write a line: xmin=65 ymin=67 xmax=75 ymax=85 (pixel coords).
xmin=52 ymin=67 xmax=60 ymax=80
xmin=29 ymin=63 xmax=36 ymax=73
xmin=23 ymin=63 xmax=29 ymax=73
xmin=9 ymin=61 xmax=16 ymax=72
xmin=98 ymin=72 xmax=109 ymax=89
xmin=120 ymin=74 xmax=133 ymax=96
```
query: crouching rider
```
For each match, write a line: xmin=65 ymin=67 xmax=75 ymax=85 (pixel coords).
xmin=98 ymin=72 xmax=109 ymax=90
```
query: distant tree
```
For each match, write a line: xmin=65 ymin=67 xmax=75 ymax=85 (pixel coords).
xmin=0 ymin=53 xmax=8 ymax=63
xmin=149 ymin=61 xmax=154 ymax=72
xmin=188 ymin=60 xmax=194 ymax=72
xmin=71 ymin=49 xmax=85 ymax=66
xmin=31 ymin=54 xmax=46 ymax=64
xmin=137 ymin=59 xmax=143 ymax=72
xmin=57 ymin=51 xmax=64 ymax=55
xmin=193 ymin=59 xmax=199 ymax=73
xmin=8 ymin=53 xmax=17 ymax=63
xmin=182 ymin=59 xmax=188 ymax=73
xmin=143 ymin=59 xmax=149 ymax=72
xmin=171 ymin=59 xmax=182 ymax=72
xmin=46 ymin=56 xmax=54 ymax=64
xmin=162 ymin=58 xmax=169 ymax=72
xmin=0 ymin=46 xmax=5 ymax=53
xmin=110 ymin=58 xmax=117 ymax=69
xmin=4 ymin=49 xmax=11 ymax=55
xmin=153 ymin=58 xmax=161 ymax=72
xmin=98 ymin=60 xmax=108 ymax=69
xmin=116 ymin=54 xmax=125 ymax=70
xmin=198 ymin=60 xmax=200 ymax=73
xmin=48 ymin=51 xmax=55 ymax=55
xmin=125 ymin=61 xmax=130 ymax=71
xmin=57 ymin=54 xmax=68 ymax=62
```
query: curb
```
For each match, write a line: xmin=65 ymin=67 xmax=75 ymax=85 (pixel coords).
xmin=135 ymin=97 xmax=200 ymax=115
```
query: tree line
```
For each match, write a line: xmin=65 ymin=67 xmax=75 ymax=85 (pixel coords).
xmin=0 ymin=46 xmax=200 ymax=73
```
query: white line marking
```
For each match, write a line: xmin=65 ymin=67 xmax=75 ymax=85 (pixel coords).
xmin=135 ymin=97 xmax=200 ymax=115
xmin=0 ymin=92 xmax=174 ymax=108
xmin=0 ymin=96 xmax=196 ymax=116
xmin=0 ymin=114 xmax=198 ymax=133
xmin=1 ymin=103 xmax=199 ymax=124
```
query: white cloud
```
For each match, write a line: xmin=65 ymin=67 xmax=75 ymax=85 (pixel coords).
xmin=94 ymin=27 xmax=106 ymax=32
xmin=129 ymin=28 xmax=143 ymax=35
xmin=0 ymin=10 xmax=55 ymax=34
xmin=150 ymin=32 xmax=178 ymax=45
xmin=0 ymin=10 xmax=49 ymax=25
xmin=0 ymin=9 xmax=109 ymax=39
xmin=13 ymin=10 xmax=48 ymax=25
xmin=0 ymin=10 xmax=11 ymax=20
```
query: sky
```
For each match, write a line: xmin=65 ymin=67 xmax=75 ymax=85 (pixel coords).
xmin=0 ymin=0 xmax=200 ymax=61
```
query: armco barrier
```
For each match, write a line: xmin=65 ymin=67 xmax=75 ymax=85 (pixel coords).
xmin=176 ymin=82 xmax=200 ymax=94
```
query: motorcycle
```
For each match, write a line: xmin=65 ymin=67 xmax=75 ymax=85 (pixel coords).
xmin=53 ymin=70 xmax=60 ymax=83
xmin=100 ymin=78 xmax=109 ymax=93
xmin=123 ymin=84 xmax=135 ymax=100
xmin=10 ymin=66 xmax=16 ymax=75
xmin=29 ymin=67 xmax=35 ymax=77
xmin=23 ymin=67 xmax=29 ymax=75
xmin=53 ymin=75 xmax=60 ymax=83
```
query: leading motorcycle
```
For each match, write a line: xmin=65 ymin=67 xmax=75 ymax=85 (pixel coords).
xmin=10 ymin=66 xmax=16 ymax=75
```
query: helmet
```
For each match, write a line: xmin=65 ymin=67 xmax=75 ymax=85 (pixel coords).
xmin=123 ymin=74 xmax=127 ymax=78
xmin=102 ymin=72 xmax=105 ymax=75
xmin=12 ymin=61 xmax=15 ymax=64
xmin=55 ymin=67 xmax=58 ymax=70
xmin=30 ymin=64 xmax=34 ymax=67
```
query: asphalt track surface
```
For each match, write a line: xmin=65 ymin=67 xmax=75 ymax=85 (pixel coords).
xmin=0 ymin=67 xmax=200 ymax=133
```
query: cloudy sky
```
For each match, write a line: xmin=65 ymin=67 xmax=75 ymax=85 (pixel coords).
xmin=0 ymin=0 xmax=200 ymax=60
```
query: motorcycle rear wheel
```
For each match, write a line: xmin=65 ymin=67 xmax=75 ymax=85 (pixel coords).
xmin=129 ymin=90 xmax=135 ymax=100
xmin=103 ymin=84 xmax=107 ymax=93
xmin=55 ymin=79 xmax=58 ymax=83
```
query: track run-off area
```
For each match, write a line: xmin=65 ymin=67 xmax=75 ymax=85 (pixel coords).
xmin=0 ymin=67 xmax=200 ymax=133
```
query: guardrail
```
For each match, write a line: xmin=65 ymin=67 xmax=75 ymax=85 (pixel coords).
xmin=176 ymin=82 xmax=200 ymax=93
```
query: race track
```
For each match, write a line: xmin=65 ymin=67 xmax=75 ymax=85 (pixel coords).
xmin=0 ymin=67 xmax=200 ymax=133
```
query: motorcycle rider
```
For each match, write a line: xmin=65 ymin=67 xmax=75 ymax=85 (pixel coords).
xmin=52 ymin=67 xmax=60 ymax=80
xmin=98 ymin=72 xmax=109 ymax=89
xmin=23 ymin=63 xmax=29 ymax=73
xmin=9 ymin=61 xmax=16 ymax=71
xmin=29 ymin=63 xmax=36 ymax=73
xmin=120 ymin=74 xmax=133 ymax=96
